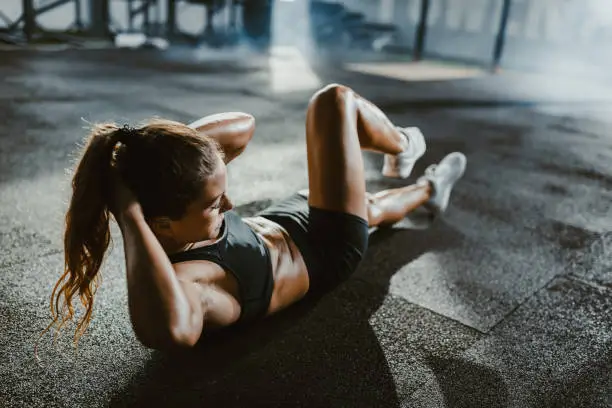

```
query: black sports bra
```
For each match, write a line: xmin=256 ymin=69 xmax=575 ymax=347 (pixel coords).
xmin=168 ymin=211 xmax=274 ymax=322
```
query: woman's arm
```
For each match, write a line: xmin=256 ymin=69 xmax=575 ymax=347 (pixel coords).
xmin=112 ymin=175 xmax=207 ymax=350
xmin=188 ymin=112 xmax=255 ymax=164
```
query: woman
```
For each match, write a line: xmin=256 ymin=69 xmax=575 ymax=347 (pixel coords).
xmin=48 ymin=84 xmax=466 ymax=351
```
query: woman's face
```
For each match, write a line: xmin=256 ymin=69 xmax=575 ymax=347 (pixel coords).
xmin=167 ymin=158 xmax=234 ymax=244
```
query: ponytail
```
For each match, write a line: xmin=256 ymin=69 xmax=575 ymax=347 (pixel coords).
xmin=43 ymin=123 xmax=119 ymax=347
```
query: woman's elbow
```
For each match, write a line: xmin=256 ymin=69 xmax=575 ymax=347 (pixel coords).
xmin=135 ymin=324 xmax=202 ymax=351
xmin=168 ymin=324 xmax=202 ymax=348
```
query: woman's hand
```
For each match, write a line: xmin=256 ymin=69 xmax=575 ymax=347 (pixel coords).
xmin=108 ymin=169 xmax=143 ymax=223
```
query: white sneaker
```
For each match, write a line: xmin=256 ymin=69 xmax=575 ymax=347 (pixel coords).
xmin=417 ymin=152 xmax=467 ymax=215
xmin=382 ymin=127 xmax=427 ymax=179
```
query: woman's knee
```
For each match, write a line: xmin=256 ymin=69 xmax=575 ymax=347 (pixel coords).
xmin=308 ymin=84 xmax=353 ymax=116
xmin=306 ymin=84 xmax=355 ymax=140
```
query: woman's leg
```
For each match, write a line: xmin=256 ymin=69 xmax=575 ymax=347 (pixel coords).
xmin=368 ymin=150 xmax=468 ymax=226
xmin=366 ymin=182 xmax=431 ymax=228
xmin=299 ymin=182 xmax=432 ymax=228
xmin=305 ymin=84 xmax=410 ymax=219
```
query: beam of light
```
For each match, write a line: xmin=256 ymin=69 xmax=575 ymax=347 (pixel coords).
xmin=268 ymin=0 xmax=321 ymax=93
xmin=345 ymin=60 xmax=487 ymax=82
xmin=268 ymin=45 xmax=321 ymax=93
xmin=388 ymin=250 xmax=485 ymax=329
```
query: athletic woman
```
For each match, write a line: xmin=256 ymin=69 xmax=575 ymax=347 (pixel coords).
xmin=48 ymin=84 xmax=466 ymax=351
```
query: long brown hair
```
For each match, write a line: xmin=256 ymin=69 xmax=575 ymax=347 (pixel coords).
xmin=41 ymin=118 xmax=221 ymax=348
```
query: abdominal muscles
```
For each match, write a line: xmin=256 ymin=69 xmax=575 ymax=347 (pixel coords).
xmin=242 ymin=216 xmax=310 ymax=314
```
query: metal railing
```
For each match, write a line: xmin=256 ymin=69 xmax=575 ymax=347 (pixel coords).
xmin=0 ymin=0 xmax=83 ymax=42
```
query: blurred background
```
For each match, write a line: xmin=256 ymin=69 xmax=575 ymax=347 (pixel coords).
xmin=2 ymin=0 xmax=612 ymax=75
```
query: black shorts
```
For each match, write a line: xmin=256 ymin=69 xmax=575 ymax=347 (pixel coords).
xmin=257 ymin=192 xmax=369 ymax=293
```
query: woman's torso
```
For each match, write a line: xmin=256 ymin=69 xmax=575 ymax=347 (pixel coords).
xmin=172 ymin=215 xmax=310 ymax=327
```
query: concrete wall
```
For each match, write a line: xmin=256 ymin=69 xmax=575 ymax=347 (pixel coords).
xmin=340 ymin=0 xmax=612 ymax=72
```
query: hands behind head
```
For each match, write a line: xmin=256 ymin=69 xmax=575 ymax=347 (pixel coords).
xmin=108 ymin=167 xmax=143 ymax=223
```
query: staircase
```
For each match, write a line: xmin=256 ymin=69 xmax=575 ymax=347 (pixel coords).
xmin=309 ymin=0 xmax=398 ymax=51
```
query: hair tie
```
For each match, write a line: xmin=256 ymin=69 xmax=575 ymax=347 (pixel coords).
xmin=116 ymin=124 xmax=138 ymax=144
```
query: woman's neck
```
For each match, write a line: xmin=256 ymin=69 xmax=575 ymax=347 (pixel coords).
xmin=157 ymin=235 xmax=194 ymax=255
